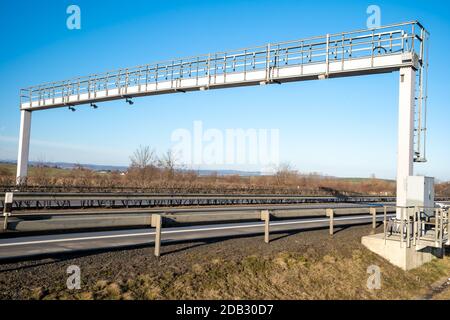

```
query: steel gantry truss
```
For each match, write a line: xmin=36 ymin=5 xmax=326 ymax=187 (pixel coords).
xmin=16 ymin=21 xmax=430 ymax=214
xmin=20 ymin=21 xmax=427 ymax=111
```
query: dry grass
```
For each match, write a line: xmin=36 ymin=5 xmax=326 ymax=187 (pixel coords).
xmin=432 ymin=285 xmax=450 ymax=300
xmin=33 ymin=250 xmax=450 ymax=300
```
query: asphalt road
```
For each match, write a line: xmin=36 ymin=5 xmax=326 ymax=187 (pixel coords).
xmin=0 ymin=214 xmax=394 ymax=261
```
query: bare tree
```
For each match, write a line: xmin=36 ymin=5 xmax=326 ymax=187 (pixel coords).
xmin=275 ymin=162 xmax=297 ymax=186
xmin=158 ymin=150 xmax=178 ymax=180
xmin=130 ymin=145 xmax=156 ymax=169
xmin=32 ymin=156 xmax=50 ymax=186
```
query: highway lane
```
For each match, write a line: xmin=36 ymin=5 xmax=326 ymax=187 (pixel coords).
xmin=0 ymin=214 xmax=394 ymax=261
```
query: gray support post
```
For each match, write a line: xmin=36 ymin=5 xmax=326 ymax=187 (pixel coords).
xmin=260 ymin=210 xmax=270 ymax=244
xmin=151 ymin=214 xmax=162 ymax=257
xmin=3 ymin=193 xmax=13 ymax=231
xmin=370 ymin=207 xmax=377 ymax=234
xmin=326 ymin=209 xmax=334 ymax=236
xmin=16 ymin=110 xmax=32 ymax=185
xmin=396 ymin=67 xmax=416 ymax=218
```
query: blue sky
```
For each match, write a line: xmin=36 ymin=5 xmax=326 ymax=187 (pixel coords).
xmin=0 ymin=0 xmax=449 ymax=180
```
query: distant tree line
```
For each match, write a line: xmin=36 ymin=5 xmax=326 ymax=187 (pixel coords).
xmin=0 ymin=145 xmax=449 ymax=196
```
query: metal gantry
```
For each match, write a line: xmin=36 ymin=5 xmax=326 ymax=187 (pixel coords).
xmin=15 ymin=21 xmax=430 ymax=216
xmin=20 ymin=21 xmax=427 ymax=112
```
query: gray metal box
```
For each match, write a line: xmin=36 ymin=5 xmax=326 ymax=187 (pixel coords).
xmin=406 ymin=176 xmax=434 ymax=211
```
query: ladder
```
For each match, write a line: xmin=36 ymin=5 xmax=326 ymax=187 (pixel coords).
xmin=413 ymin=28 xmax=430 ymax=163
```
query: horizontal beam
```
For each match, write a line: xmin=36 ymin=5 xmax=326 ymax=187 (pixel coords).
xmin=21 ymin=53 xmax=418 ymax=111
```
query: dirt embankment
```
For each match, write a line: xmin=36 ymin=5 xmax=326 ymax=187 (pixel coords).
xmin=0 ymin=224 xmax=449 ymax=300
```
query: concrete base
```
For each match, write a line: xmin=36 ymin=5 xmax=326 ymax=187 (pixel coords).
xmin=361 ymin=233 xmax=444 ymax=271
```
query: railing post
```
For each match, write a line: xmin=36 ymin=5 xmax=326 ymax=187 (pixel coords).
xmin=406 ymin=208 xmax=411 ymax=248
xmin=446 ymin=209 xmax=450 ymax=246
xmin=325 ymin=33 xmax=330 ymax=76
xmin=434 ymin=208 xmax=438 ymax=247
xmin=439 ymin=209 xmax=444 ymax=248
xmin=326 ymin=209 xmax=334 ymax=236
xmin=266 ymin=43 xmax=271 ymax=82
xmin=3 ymin=193 xmax=13 ymax=232
xmin=413 ymin=206 xmax=418 ymax=246
xmin=400 ymin=208 xmax=404 ymax=248
xmin=370 ymin=207 xmax=377 ymax=234
xmin=151 ymin=214 xmax=162 ymax=257
xmin=384 ymin=206 xmax=387 ymax=244
xmin=260 ymin=210 xmax=270 ymax=244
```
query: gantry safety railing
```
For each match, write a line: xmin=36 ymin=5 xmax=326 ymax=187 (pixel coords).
xmin=383 ymin=205 xmax=449 ymax=249
xmin=20 ymin=21 xmax=428 ymax=109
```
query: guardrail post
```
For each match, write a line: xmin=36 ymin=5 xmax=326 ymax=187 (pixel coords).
xmin=370 ymin=207 xmax=377 ymax=234
xmin=151 ymin=214 xmax=162 ymax=257
xmin=3 ymin=192 xmax=13 ymax=231
xmin=326 ymin=209 xmax=334 ymax=236
xmin=261 ymin=210 xmax=270 ymax=243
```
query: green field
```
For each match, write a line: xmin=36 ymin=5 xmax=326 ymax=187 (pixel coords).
xmin=0 ymin=163 xmax=72 ymax=177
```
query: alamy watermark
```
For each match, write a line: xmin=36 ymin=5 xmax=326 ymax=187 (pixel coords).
xmin=171 ymin=121 xmax=280 ymax=172
xmin=366 ymin=264 xmax=381 ymax=290
xmin=66 ymin=265 xmax=81 ymax=290
xmin=66 ymin=5 xmax=81 ymax=30
xmin=366 ymin=5 xmax=381 ymax=29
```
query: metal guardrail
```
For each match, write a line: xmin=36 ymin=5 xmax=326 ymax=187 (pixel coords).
xmin=2 ymin=203 xmax=395 ymax=256
xmin=0 ymin=193 xmax=398 ymax=211
xmin=20 ymin=21 xmax=427 ymax=110
xmin=1 ymin=192 xmax=448 ymax=211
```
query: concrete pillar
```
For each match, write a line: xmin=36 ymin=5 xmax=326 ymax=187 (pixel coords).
xmin=326 ymin=209 xmax=334 ymax=236
xmin=396 ymin=67 xmax=416 ymax=218
xmin=16 ymin=110 xmax=32 ymax=185
xmin=151 ymin=214 xmax=162 ymax=257
xmin=260 ymin=210 xmax=270 ymax=243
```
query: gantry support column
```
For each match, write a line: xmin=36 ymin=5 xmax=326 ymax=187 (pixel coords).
xmin=396 ymin=67 xmax=416 ymax=218
xmin=16 ymin=110 xmax=32 ymax=185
